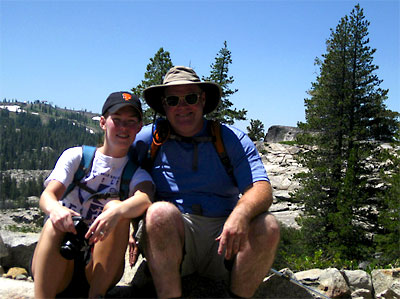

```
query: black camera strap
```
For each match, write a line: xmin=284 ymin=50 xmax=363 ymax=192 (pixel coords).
xmin=87 ymin=191 xmax=121 ymax=201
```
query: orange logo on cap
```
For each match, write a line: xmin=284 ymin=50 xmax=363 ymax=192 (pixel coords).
xmin=122 ymin=93 xmax=132 ymax=101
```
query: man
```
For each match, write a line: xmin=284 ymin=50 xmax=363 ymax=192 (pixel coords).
xmin=132 ymin=66 xmax=280 ymax=298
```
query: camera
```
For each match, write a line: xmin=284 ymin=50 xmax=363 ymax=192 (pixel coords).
xmin=60 ymin=216 xmax=89 ymax=260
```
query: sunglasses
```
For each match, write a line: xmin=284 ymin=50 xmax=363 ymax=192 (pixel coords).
xmin=163 ymin=93 xmax=201 ymax=107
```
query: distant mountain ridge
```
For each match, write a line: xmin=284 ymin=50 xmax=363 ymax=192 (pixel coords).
xmin=0 ymin=100 xmax=103 ymax=171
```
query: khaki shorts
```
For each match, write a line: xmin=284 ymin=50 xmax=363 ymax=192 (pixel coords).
xmin=181 ymin=214 xmax=230 ymax=282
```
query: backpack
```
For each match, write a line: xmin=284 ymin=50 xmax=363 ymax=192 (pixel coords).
xmin=61 ymin=145 xmax=138 ymax=201
xmin=145 ymin=118 xmax=235 ymax=183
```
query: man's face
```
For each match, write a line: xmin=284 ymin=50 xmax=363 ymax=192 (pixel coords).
xmin=163 ymin=85 xmax=206 ymax=137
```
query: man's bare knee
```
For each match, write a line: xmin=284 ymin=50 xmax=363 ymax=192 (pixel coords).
xmin=250 ymin=213 xmax=280 ymax=247
xmin=146 ymin=202 xmax=182 ymax=228
xmin=264 ymin=214 xmax=280 ymax=247
xmin=145 ymin=202 xmax=184 ymax=244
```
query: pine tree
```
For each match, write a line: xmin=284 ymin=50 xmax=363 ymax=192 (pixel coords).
xmin=203 ymin=41 xmax=247 ymax=125
xmin=131 ymin=47 xmax=174 ymax=124
xmin=294 ymin=4 xmax=400 ymax=260
xmin=247 ymin=119 xmax=265 ymax=141
xmin=374 ymin=144 xmax=400 ymax=265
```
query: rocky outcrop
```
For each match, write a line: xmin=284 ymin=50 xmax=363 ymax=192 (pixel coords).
xmin=265 ymin=125 xmax=303 ymax=143
xmin=2 ymin=248 xmax=400 ymax=299
xmin=371 ymin=268 xmax=400 ymax=299
xmin=4 ymin=169 xmax=51 ymax=182
xmin=0 ymin=230 xmax=39 ymax=270
xmin=256 ymin=141 xmax=307 ymax=229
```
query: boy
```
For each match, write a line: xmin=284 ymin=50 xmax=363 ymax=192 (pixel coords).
xmin=31 ymin=92 xmax=154 ymax=298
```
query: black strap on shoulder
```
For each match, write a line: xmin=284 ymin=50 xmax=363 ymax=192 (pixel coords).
xmin=119 ymin=157 xmax=138 ymax=200
xmin=147 ymin=119 xmax=235 ymax=183
xmin=208 ymin=120 xmax=235 ymax=179
xmin=142 ymin=118 xmax=170 ymax=172
xmin=62 ymin=145 xmax=137 ymax=201
xmin=62 ymin=145 xmax=97 ymax=200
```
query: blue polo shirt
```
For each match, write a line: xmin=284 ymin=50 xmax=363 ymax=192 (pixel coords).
xmin=132 ymin=119 xmax=269 ymax=217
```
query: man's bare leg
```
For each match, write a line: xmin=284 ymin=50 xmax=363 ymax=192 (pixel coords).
xmin=230 ymin=213 xmax=280 ymax=298
xmin=144 ymin=202 xmax=185 ymax=299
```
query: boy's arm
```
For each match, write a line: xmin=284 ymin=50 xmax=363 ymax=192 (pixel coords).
xmin=85 ymin=180 xmax=154 ymax=241
xmin=39 ymin=180 xmax=80 ymax=233
xmin=118 ymin=180 xmax=155 ymax=218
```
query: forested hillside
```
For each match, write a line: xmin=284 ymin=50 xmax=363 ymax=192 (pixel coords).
xmin=0 ymin=100 xmax=102 ymax=170
xmin=0 ymin=100 xmax=103 ymax=207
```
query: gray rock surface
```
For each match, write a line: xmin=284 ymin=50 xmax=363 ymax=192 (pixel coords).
xmin=0 ymin=276 xmax=33 ymax=299
xmin=0 ymin=235 xmax=8 ymax=260
xmin=1 ymin=229 xmax=399 ymax=298
xmin=265 ymin=125 xmax=303 ymax=143
xmin=372 ymin=268 xmax=400 ymax=299
xmin=0 ymin=230 xmax=39 ymax=270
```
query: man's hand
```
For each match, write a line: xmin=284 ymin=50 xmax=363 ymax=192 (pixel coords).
xmin=216 ymin=211 xmax=250 ymax=260
xmin=216 ymin=181 xmax=272 ymax=260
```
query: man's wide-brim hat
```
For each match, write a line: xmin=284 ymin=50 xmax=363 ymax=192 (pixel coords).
xmin=143 ymin=66 xmax=222 ymax=115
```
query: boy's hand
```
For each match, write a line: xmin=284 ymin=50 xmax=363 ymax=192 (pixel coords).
xmin=50 ymin=206 xmax=80 ymax=234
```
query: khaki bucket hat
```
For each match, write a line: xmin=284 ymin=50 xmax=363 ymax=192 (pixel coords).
xmin=143 ymin=66 xmax=222 ymax=115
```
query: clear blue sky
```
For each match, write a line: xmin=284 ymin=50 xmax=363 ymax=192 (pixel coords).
xmin=1 ymin=0 xmax=399 ymax=132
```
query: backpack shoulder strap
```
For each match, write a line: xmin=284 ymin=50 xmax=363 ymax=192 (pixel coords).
xmin=150 ymin=118 xmax=170 ymax=157
xmin=81 ymin=145 xmax=97 ymax=173
xmin=119 ymin=157 xmax=138 ymax=200
xmin=144 ymin=119 xmax=236 ymax=185
xmin=141 ymin=118 xmax=170 ymax=171
xmin=62 ymin=145 xmax=97 ymax=199
xmin=62 ymin=145 xmax=137 ymax=201
xmin=208 ymin=120 xmax=235 ymax=179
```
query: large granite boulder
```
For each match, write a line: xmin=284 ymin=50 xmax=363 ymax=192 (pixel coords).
xmin=372 ymin=268 xmax=400 ymax=299
xmin=0 ymin=230 xmax=39 ymax=270
xmin=265 ymin=125 xmax=303 ymax=143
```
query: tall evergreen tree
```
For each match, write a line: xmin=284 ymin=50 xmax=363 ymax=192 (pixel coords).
xmin=294 ymin=5 xmax=399 ymax=260
xmin=131 ymin=47 xmax=174 ymax=124
xmin=247 ymin=119 xmax=265 ymax=141
xmin=203 ymin=41 xmax=247 ymax=125
xmin=374 ymin=143 xmax=400 ymax=265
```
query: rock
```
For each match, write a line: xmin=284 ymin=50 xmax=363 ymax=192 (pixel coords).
xmin=0 ymin=207 xmax=44 ymax=232
xmin=16 ymin=273 xmax=29 ymax=280
xmin=265 ymin=125 xmax=303 ymax=143
xmin=4 ymin=267 xmax=28 ymax=279
xmin=256 ymin=268 xmax=314 ymax=298
xmin=0 ymin=250 xmax=398 ymax=299
xmin=0 ymin=230 xmax=39 ymax=270
xmin=372 ymin=268 xmax=400 ymax=299
xmin=342 ymin=269 xmax=373 ymax=299
xmin=10 ymin=207 xmax=42 ymax=224
xmin=294 ymin=268 xmax=351 ymax=298
xmin=0 ymin=276 xmax=34 ymax=298
xmin=0 ymin=234 xmax=8 ymax=259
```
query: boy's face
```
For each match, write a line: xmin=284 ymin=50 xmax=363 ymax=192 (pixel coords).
xmin=100 ymin=106 xmax=142 ymax=152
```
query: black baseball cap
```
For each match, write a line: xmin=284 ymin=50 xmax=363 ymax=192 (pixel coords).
xmin=102 ymin=92 xmax=142 ymax=119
